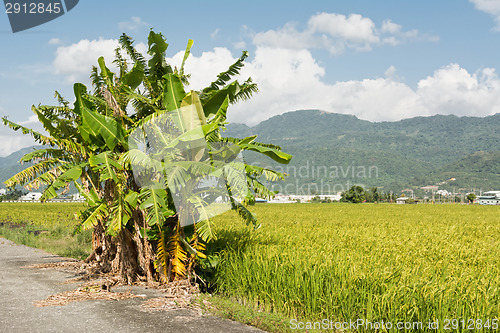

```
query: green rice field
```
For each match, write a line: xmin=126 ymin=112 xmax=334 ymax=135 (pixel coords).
xmin=0 ymin=202 xmax=499 ymax=331
xmin=0 ymin=202 xmax=89 ymax=259
xmin=209 ymin=203 xmax=500 ymax=331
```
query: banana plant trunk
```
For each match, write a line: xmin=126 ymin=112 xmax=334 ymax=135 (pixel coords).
xmin=86 ymin=214 xmax=156 ymax=284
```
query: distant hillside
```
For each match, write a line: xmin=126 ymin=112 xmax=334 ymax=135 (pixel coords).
xmin=1 ymin=111 xmax=498 ymax=196
xmin=422 ymin=151 xmax=500 ymax=190
xmin=0 ymin=146 xmax=42 ymax=187
xmin=224 ymin=110 xmax=500 ymax=194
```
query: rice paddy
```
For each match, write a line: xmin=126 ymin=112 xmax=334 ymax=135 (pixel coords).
xmin=1 ymin=202 xmax=499 ymax=331
xmin=0 ymin=202 xmax=90 ymax=259
xmin=209 ymin=203 xmax=500 ymax=331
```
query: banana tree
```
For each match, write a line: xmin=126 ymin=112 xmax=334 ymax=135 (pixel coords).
xmin=3 ymin=31 xmax=291 ymax=284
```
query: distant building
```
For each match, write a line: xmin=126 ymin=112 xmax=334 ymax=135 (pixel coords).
xmin=477 ymin=191 xmax=500 ymax=205
xmin=269 ymin=193 xmax=342 ymax=203
xmin=19 ymin=192 xmax=43 ymax=201
xmin=0 ymin=189 xmax=6 ymax=196
xmin=436 ymin=189 xmax=451 ymax=197
xmin=396 ymin=197 xmax=418 ymax=205
xmin=72 ymin=193 xmax=85 ymax=201
xmin=396 ymin=197 xmax=407 ymax=204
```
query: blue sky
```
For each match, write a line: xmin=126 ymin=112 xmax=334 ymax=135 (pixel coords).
xmin=1 ymin=0 xmax=500 ymax=155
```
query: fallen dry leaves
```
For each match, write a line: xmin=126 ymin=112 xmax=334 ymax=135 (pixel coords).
xmin=26 ymin=259 xmax=206 ymax=313
xmin=33 ymin=285 xmax=142 ymax=307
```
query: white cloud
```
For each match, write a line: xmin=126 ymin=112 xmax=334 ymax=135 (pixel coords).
xmin=417 ymin=63 xmax=500 ymax=116
xmin=470 ymin=0 xmax=500 ymax=29
xmin=0 ymin=134 xmax=38 ymax=157
xmin=237 ymin=47 xmax=328 ymax=124
xmin=233 ymin=40 xmax=246 ymax=49
xmin=381 ymin=20 xmax=402 ymax=34
xmin=253 ymin=22 xmax=322 ymax=51
xmin=53 ymin=38 xmax=119 ymax=83
xmin=19 ymin=115 xmax=39 ymax=125
xmin=118 ymin=17 xmax=148 ymax=31
xmin=168 ymin=47 xmax=238 ymax=91
xmin=53 ymin=38 xmax=147 ymax=84
xmin=380 ymin=20 xmax=420 ymax=45
xmin=48 ymin=35 xmax=500 ymax=133
xmin=384 ymin=65 xmax=397 ymax=79
xmin=0 ymin=116 xmax=46 ymax=157
xmin=471 ymin=0 xmax=500 ymax=13
xmin=253 ymin=12 xmax=434 ymax=55
xmin=174 ymin=45 xmax=424 ymax=124
xmin=226 ymin=46 xmax=427 ymax=124
xmin=308 ymin=13 xmax=380 ymax=48
xmin=178 ymin=46 xmax=500 ymax=125
xmin=210 ymin=28 xmax=221 ymax=39
xmin=48 ymin=38 xmax=61 ymax=45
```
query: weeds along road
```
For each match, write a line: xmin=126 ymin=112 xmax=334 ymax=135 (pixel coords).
xmin=0 ymin=237 xmax=264 ymax=333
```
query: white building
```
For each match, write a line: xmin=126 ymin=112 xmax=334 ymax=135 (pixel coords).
xmin=72 ymin=193 xmax=85 ymax=201
xmin=19 ymin=192 xmax=43 ymax=202
xmin=0 ymin=189 xmax=6 ymax=196
xmin=396 ymin=197 xmax=408 ymax=204
xmin=477 ymin=191 xmax=500 ymax=205
xmin=269 ymin=193 xmax=342 ymax=203
xmin=436 ymin=189 xmax=452 ymax=197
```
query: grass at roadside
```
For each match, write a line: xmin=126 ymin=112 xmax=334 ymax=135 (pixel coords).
xmin=0 ymin=202 xmax=90 ymax=259
xmin=195 ymin=294 xmax=294 ymax=333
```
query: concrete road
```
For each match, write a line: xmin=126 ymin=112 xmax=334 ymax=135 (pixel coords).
xmin=0 ymin=238 xmax=264 ymax=333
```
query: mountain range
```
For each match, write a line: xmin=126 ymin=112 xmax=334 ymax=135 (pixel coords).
xmin=0 ymin=110 xmax=498 ymax=196
xmin=0 ymin=146 xmax=38 ymax=189
xmin=224 ymin=110 xmax=500 ymax=195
